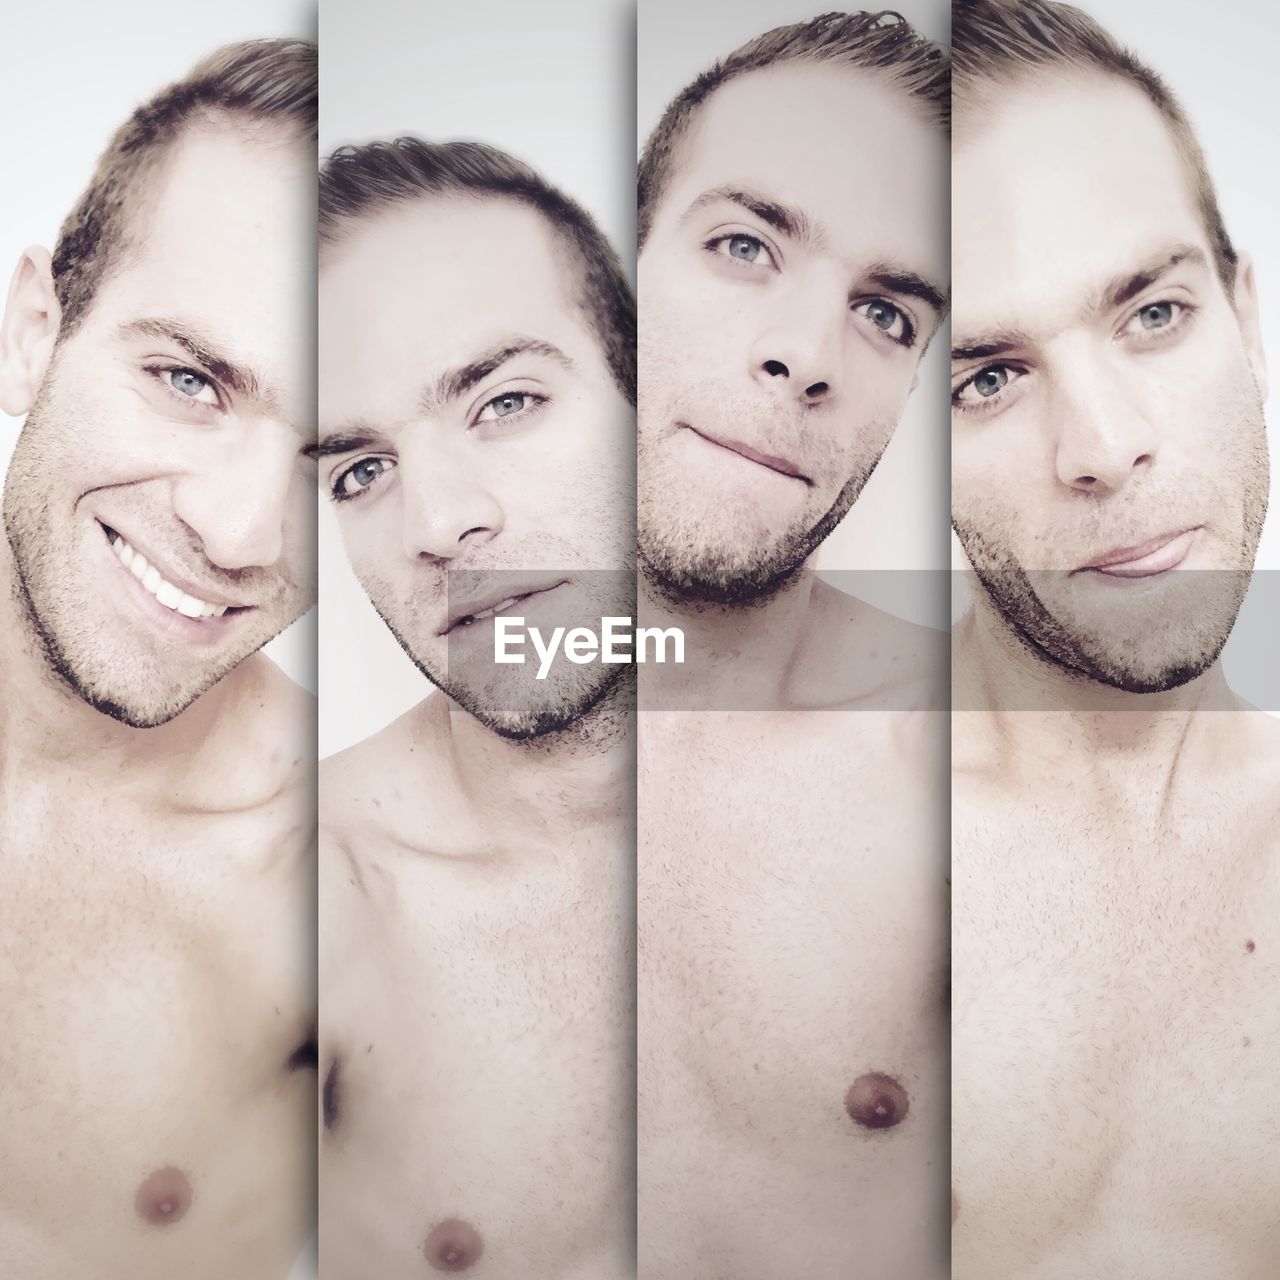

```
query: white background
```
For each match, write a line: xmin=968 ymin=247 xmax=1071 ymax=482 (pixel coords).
xmin=0 ymin=7 xmax=318 ymax=1276
xmin=948 ymin=0 xmax=1280 ymax=712
xmin=0 ymin=0 xmax=317 ymax=700
xmin=319 ymin=0 xmax=635 ymax=756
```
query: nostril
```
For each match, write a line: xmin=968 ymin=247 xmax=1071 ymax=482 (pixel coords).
xmin=804 ymin=381 xmax=829 ymax=399
xmin=762 ymin=359 xmax=789 ymax=378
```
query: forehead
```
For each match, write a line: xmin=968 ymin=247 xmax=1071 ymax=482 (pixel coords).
xmin=953 ymin=76 xmax=1210 ymax=336
xmin=87 ymin=124 xmax=314 ymax=388
xmin=656 ymin=61 xmax=946 ymax=276
xmin=319 ymin=195 xmax=593 ymax=418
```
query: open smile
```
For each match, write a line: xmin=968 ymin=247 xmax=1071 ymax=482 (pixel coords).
xmin=100 ymin=520 xmax=250 ymax=638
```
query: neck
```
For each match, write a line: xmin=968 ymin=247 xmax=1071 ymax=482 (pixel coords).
xmin=637 ymin=564 xmax=818 ymax=710
xmin=439 ymin=677 xmax=635 ymax=845
xmin=956 ymin=590 xmax=1238 ymax=772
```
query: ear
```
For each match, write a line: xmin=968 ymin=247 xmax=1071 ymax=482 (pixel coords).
xmin=0 ymin=248 xmax=61 ymax=417
xmin=1231 ymin=251 xmax=1268 ymax=405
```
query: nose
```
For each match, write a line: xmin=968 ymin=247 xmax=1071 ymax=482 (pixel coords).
xmin=398 ymin=447 xmax=504 ymax=561
xmin=1051 ymin=365 xmax=1157 ymax=495
xmin=171 ymin=424 xmax=295 ymax=570
xmin=749 ymin=282 xmax=843 ymax=405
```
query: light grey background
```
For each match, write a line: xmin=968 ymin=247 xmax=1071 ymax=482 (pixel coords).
xmin=0 ymin=7 xmax=318 ymax=1276
xmin=0 ymin=0 xmax=318 ymax=700
xmin=949 ymin=0 xmax=1280 ymax=713
xmin=639 ymin=0 xmax=952 ymax=628
xmin=318 ymin=0 xmax=635 ymax=757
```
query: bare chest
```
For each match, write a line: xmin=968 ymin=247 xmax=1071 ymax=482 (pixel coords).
xmin=637 ymin=713 xmax=949 ymax=1278
xmin=953 ymin=793 xmax=1280 ymax=1276
xmin=0 ymin=792 xmax=314 ymax=1279
xmin=321 ymin=848 xmax=634 ymax=1280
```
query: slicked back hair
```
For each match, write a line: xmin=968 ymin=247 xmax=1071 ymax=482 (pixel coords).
xmin=51 ymin=39 xmax=317 ymax=337
xmin=319 ymin=138 xmax=636 ymax=405
xmin=638 ymin=10 xmax=949 ymax=248
xmin=953 ymin=0 xmax=1237 ymax=295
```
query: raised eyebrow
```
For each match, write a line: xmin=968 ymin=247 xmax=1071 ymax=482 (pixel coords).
xmin=118 ymin=317 xmax=266 ymax=403
xmin=430 ymin=338 xmax=575 ymax=410
xmin=681 ymin=186 xmax=811 ymax=242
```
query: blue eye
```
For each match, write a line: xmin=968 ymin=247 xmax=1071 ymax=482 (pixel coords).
xmin=1137 ymin=301 xmax=1174 ymax=330
xmin=491 ymin=392 xmax=527 ymax=417
xmin=973 ymin=368 xmax=1007 ymax=397
xmin=334 ymin=456 xmax=396 ymax=501
xmin=473 ymin=390 xmax=546 ymax=425
xmin=170 ymin=369 xmax=211 ymax=398
xmin=728 ymin=235 xmax=762 ymax=262
xmin=852 ymin=298 xmax=914 ymax=346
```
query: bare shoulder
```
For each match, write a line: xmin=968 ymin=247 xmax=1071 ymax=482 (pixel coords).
xmin=802 ymin=575 xmax=948 ymax=713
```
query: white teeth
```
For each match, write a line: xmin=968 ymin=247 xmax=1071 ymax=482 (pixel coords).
xmin=109 ymin=530 xmax=229 ymax=620
xmin=461 ymin=595 xmax=523 ymax=626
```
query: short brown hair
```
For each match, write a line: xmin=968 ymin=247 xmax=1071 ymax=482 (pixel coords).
xmin=320 ymin=138 xmax=636 ymax=404
xmin=51 ymin=39 xmax=317 ymax=336
xmin=953 ymin=0 xmax=1237 ymax=294
xmin=638 ymin=10 xmax=949 ymax=247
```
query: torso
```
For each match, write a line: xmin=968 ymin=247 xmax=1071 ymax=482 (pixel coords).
xmin=0 ymin=673 xmax=315 ymax=1280
xmin=319 ymin=708 xmax=635 ymax=1279
xmin=637 ymin=691 xmax=950 ymax=1280
xmin=952 ymin=709 xmax=1280 ymax=1279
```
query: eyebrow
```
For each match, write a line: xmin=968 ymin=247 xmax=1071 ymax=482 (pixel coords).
xmin=683 ymin=187 xmax=947 ymax=318
xmin=307 ymin=337 xmax=575 ymax=460
xmin=681 ymin=185 xmax=813 ymax=242
xmin=866 ymin=264 xmax=949 ymax=318
xmin=118 ymin=316 xmax=269 ymax=404
xmin=428 ymin=337 xmax=575 ymax=410
xmin=951 ymin=243 xmax=1207 ymax=363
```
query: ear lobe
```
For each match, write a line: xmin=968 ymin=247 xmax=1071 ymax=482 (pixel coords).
xmin=0 ymin=248 xmax=61 ymax=417
xmin=1232 ymin=251 xmax=1269 ymax=405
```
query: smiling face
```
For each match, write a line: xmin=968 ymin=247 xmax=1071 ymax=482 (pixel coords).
xmin=637 ymin=61 xmax=947 ymax=602
xmin=951 ymin=75 xmax=1270 ymax=693
xmin=2 ymin=123 xmax=317 ymax=727
xmin=318 ymin=195 xmax=635 ymax=740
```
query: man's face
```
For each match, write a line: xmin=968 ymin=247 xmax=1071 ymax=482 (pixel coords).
xmin=638 ymin=61 xmax=946 ymax=601
xmin=951 ymin=77 xmax=1269 ymax=694
xmin=319 ymin=196 xmax=634 ymax=740
xmin=2 ymin=124 xmax=317 ymax=727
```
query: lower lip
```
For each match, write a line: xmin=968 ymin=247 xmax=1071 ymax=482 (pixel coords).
xmin=101 ymin=523 xmax=243 ymax=644
xmin=1080 ymin=528 xmax=1199 ymax=579
xmin=445 ymin=583 xmax=565 ymax=639
xmin=681 ymin=424 xmax=808 ymax=484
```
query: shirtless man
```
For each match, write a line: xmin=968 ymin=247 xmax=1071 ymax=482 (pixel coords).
xmin=950 ymin=3 xmax=1280 ymax=1275
xmin=316 ymin=139 xmax=636 ymax=1278
xmin=635 ymin=13 xmax=950 ymax=1277
xmin=0 ymin=41 xmax=318 ymax=1280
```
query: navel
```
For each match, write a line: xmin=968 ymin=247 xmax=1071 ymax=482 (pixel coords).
xmin=424 ymin=1218 xmax=484 ymax=1271
xmin=845 ymin=1071 xmax=910 ymax=1130
xmin=134 ymin=1166 xmax=193 ymax=1226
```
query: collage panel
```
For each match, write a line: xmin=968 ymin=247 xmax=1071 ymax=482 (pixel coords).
xmin=316 ymin=0 xmax=637 ymax=1276
xmin=636 ymin=3 xmax=952 ymax=1277
xmin=0 ymin=3 xmax=318 ymax=1279
xmin=951 ymin=1 xmax=1280 ymax=1275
